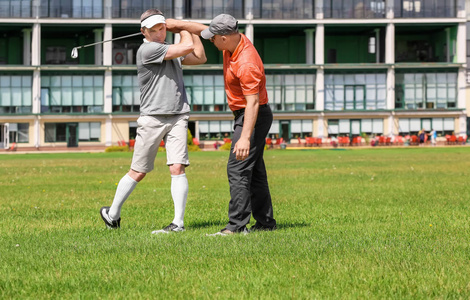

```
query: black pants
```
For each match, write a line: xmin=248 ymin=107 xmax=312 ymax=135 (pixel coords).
xmin=225 ymin=105 xmax=276 ymax=231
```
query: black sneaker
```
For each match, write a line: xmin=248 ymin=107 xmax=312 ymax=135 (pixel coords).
xmin=151 ymin=223 xmax=185 ymax=234
xmin=100 ymin=206 xmax=120 ymax=229
xmin=249 ymin=223 xmax=277 ymax=232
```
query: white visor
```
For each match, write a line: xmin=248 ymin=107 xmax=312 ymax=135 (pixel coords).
xmin=141 ymin=14 xmax=166 ymax=28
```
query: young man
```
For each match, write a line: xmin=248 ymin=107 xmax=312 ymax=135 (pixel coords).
xmin=167 ymin=14 xmax=277 ymax=235
xmin=100 ymin=9 xmax=206 ymax=233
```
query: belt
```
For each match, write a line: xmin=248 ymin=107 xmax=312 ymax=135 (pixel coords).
xmin=233 ymin=104 xmax=268 ymax=119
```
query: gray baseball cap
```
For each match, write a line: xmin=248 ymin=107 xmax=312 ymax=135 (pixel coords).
xmin=201 ymin=14 xmax=238 ymax=39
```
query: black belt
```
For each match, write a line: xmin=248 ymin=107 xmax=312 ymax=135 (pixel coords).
xmin=233 ymin=104 xmax=268 ymax=119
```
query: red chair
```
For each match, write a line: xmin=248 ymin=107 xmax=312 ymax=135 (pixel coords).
xmin=378 ymin=136 xmax=385 ymax=146
xmin=386 ymin=137 xmax=391 ymax=145
xmin=315 ymin=137 xmax=322 ymax=146
xmin=411 ymin=135 xmax=418 ymax=145
xmin=343 ymin=136 xmax=350 ymax=146
xmin=192 ymin=138 xmax=200 ymax=146
xmin=223 ymin=138 xmax=232 ymax=144
xmin=275 ymin=138 xmax=284 ymax=145
xmin=305 ymin=137 xmax=313 ymax=147
xmin=159 ymin=140 xmax=165 ymax=147
xmin=450 ymin=135 xmax=457 ymax=144
xmin=395 ymin=136 xmax=403 ymax=146
xmin=266 ymin=138 xmax=273 ymax=148
xmin=445 ymin=135 xmax=451 ymax=145
xmin=8 ymin=142 xmax=17 ymax=151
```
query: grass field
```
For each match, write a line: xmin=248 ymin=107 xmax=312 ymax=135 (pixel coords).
xmin=1 ymin=147 xmax=470 ymax=299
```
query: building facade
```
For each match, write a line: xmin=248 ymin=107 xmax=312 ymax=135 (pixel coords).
xmin=0 ymin=0 xmax=468 ymax=150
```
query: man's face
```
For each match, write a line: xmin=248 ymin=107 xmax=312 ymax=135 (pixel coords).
xmin=141 ymin=23 xmax=166 ymax=43
xmin=209 ymin=35 xmax=224 ymax=51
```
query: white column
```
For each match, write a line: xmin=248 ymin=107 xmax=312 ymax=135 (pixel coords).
xmin=385 ymin=23 xmax=394 ymax=64
xmin=315 ymin=24 xmax=324 ymax=65
xmin=316 ymin=68 xmax=324 ymax=111
xmin=459 ymin=115 xmax=467 ymax=137
xmin=305 ymin=29 xmax=315 ymax=64
xmin=457 ymin=22 xmax=466 ymax=64
xmin=387 ymin=67 xmax=395 ymax=109
xmin=315 ymin=0 xmax=323 ymax=19
xmin=94 ymin=29 xmax=103 ymax=65
xmin=104 ymin=70 xmax=113 ymax=113
xmin=387 ymin=115 xmax=394 ymax=137
xmin=103 ymin=24 xmax=112 ymax=66
xmin=31 ymin=23 xmax=40 ymax=66
xmin=32 ymin=70 xmax=41 ymax=114
xmin=22 ymin=29 xmax=31 ymax=66
xmin=317 ymin=115 xmax=324 ymax=138
xmin=105 ymin=117 xmax=112 ymax=146
xmin=458 ymin=68 xmax=466 ymax=109
xmin=245 ymin=24 xmax=254 ymax=43
xmin=34 ymin=116 xmax=40 ymax=148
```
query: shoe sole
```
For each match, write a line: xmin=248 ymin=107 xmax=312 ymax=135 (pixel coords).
xmin=100 ymin=206 xmax=119 ymax=229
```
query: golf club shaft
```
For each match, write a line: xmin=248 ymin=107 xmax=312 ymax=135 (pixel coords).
xmin=75 ymin=32 xmax=142 ymax=49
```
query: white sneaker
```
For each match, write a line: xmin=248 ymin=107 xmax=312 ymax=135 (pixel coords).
xmin=151 ymin=223 xmax=185 ymax=234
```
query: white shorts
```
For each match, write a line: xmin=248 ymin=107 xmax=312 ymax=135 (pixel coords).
xmin=131 ymin=113 xmax=190 ymax=173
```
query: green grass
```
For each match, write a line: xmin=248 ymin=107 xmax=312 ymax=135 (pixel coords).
xmin=1 ymin=148 xmax=470 ymax=299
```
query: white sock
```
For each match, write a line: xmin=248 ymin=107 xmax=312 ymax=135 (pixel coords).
xmin=109 ymin=174 xmax=138 ymax=220
xmin=171 ymin=173 xmax=188 ymax=228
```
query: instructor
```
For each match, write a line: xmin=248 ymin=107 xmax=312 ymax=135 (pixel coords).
xmin=167 ymin=14 xmax=277 ymax=235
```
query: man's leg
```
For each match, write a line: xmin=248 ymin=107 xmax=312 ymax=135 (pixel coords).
xmin=108 ymin=170 xmax=145 ymax=220
xmin=169 ymin=164 xmax=188 ymax=228
xmin=250 ymin=157 xmax=276 ymax=228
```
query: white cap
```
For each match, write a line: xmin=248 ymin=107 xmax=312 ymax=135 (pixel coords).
xmin=141 ymin=14 xmax=166 ymax=28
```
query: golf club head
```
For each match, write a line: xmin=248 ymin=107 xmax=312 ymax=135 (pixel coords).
xmin=71 ymin=48 xmax=78 ymax=59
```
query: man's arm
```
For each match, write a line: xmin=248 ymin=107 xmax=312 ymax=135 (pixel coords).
xmin=166 ymin=19 xmax=208 ymax=37
xmin=165 ymin=30 xmax=194 ymax=60
xmin=182 ymin=33 xmax=207 ymax=65
xmin=233 ymin=94 xmax=259 ymax=161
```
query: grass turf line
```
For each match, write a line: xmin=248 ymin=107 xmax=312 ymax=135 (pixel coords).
xmin=1 ymin=148 xmax=470 ymax=298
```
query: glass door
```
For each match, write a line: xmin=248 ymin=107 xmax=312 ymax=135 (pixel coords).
xmin=66 ymin=123 xmax=78 ymax=147
xmin=0 ymin=123 xmax=9 ymax=149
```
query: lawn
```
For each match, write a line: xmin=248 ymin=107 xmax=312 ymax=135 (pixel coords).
xmin=1 ymin=148 xmax=470 ymax=299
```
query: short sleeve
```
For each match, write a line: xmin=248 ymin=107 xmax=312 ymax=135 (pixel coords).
xmin=237 ymin=63 xmax=262 ymax=96
xmin=141 ymin=43 xmax=170 ymax=65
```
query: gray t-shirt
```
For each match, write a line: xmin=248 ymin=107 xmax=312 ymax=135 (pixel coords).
xmin=136 ymin=41 xmax=190 ymax=115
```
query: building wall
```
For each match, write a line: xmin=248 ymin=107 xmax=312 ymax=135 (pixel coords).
xmin=0 ymin=0 xmax=467 ymax=150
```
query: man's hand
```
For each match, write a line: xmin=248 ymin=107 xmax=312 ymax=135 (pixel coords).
xmin=233 ymin=138 xmax=251 ymax=161
xmin=165 ymin=19 xmax=181 ymax=33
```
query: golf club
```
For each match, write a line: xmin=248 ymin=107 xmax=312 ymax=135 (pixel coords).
xmin=71 ymin=32 xmax=142 ymax=59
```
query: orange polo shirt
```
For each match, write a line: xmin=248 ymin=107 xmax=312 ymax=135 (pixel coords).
xmin=223 ymin=33 xmax=268 ymax=111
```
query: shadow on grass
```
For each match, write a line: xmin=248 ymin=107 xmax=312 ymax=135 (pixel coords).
xmin=277 ymin=221 xmax=311 ymax=230
xmin=188 ymin=220 xmax=311 ymax=230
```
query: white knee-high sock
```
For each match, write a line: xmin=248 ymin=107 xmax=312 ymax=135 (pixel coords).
xmin=171 ymin=173 xmax=188 ymax=227
xmin=109 ymin=174 xmax=138 ymax=220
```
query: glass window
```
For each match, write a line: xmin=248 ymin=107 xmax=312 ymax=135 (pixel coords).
xmin=41 ymin=74 xmax=104 ymax=113
xmin=188 ymin=0 xmax=243 ymax=19
xmin=184 ymin=73 xmax=228 ymax=112
xmin=112 ymin=0 xmax=173 ymax=18
xmin=290 ymin=120 xmax=313 ymax=138
xmin=394 ymin=0 xmax=456 ymax=18
xmin=252 ymin=0 xmax=313 ymax=19
xmin=395 ymin=71 xmax=457 ymax=110
xmin=324 ymin=0 xmax=385 ymax=18
xmin=0 ymin=75 xmax=32 ymax=114
xmin=79 ymin=122 xmax=101 ymax=141
xmin=40 ymin=0 xmax=103 ymax=18
xmin=325 ymin=72 xmax=385 ymax=111
xmin=7 ymin=123 xmax=29 ymax=143
xmin=266 ymin=72 xmax=315 ymax=112
xmin=198 ymin=120 xmax=233 ymax=140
